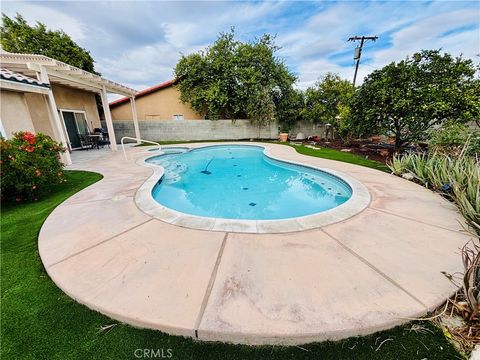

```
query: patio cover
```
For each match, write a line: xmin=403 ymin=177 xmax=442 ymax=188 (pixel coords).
xmin=0 ymin=52 xmax=141 ymax=164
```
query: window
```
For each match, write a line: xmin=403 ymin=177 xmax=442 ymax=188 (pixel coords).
xmin=173 ymin=114 xmax=184 ymax=121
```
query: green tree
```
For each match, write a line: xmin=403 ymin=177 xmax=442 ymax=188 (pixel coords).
xmin=174 ymin=29 xmax=297 ymax=126
xmin=1 ymin=13 xmax=97 ymax=73
xmin=276 ymin=88 xmax=305 ymax=132
xmin=348 ymin=50 xmax=480 ymax=150
xmin=302 ymin=73 xmax=354 ymax=135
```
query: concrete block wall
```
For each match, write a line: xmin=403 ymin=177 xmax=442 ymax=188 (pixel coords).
xmin=289 ymin=122 xmax=327 ymax=139
xmin=112 ymin=119 xmax=326 ymax=142
xmin=112 ymin=119 xmax=277 ymax=142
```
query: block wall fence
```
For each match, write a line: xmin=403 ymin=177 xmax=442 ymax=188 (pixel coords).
xmin=111 ymin=119 xmax=328 ymax=142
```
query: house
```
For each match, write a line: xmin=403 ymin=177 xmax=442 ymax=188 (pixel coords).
xmin=109 ymin=79 xmax=203 ymax=121
xmin=0 ymin=52 xmax=141 ymax=165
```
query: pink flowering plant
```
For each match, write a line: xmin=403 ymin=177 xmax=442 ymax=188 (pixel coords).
xmin=1 ymin=131 xmax=66 ymax=202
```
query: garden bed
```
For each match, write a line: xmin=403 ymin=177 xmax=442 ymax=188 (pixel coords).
xmin=292 ymin=138 xmax=392 ymax=164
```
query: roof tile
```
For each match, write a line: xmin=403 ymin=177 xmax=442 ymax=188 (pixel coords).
xmin=0 ymin=67 xmax=50 ymax=88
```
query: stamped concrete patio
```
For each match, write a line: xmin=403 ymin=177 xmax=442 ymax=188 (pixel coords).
xmin=38 ymin=142 xmax=471 ymax=345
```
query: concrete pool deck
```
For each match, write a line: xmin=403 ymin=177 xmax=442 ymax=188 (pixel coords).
xmin=39 ymin=142 xmax=471 ymax=345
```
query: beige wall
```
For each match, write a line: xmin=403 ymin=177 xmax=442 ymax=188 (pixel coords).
xmin=0 ymin=90 xmax=36 ymax=138
xmin=111 ymin=86 xmax=203 ymax=121
xmin=24 ymin=93 xmax=55 ymax=138
xmin=51 ymin=84 xmax=101 ymax=131
xmin=0 ymin=84 xmax=101 ymax=142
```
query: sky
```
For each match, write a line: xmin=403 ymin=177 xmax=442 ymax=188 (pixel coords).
xmin=2 ymin=0 xmax=480 ymax=94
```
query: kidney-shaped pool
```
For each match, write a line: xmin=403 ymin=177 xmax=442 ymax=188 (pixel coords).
xmin=145 ymin=145 xmax=353 ymax=220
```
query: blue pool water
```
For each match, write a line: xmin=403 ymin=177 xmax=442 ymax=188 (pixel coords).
xmin=147 ymin=145 xmax=352 ymax=220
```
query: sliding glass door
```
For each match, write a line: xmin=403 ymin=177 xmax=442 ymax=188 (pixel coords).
xmin=61 ymin=111 xmax=89 ymax=149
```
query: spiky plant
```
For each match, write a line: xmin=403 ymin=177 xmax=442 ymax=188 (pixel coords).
xmin=388 ymin=143 xmax=479 ymax=230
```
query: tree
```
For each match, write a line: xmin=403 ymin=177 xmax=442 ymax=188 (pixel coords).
xmin=348 ymin=50 xmax=480 ymax=150
xmin=1 ymin=13 xmax=97 ymax=73
xmin=276 ymin=88 xmax=305 ymax=132
xmin=174 ymin=29 xmax=297 ymax=126
xmin=302 ymin=73 xmax=354 ymax=135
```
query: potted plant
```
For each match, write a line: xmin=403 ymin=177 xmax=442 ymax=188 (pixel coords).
xmin=278 ymin=125 xmax=289 ymax=142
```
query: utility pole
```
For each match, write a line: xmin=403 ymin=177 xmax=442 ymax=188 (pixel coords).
xmin=348 ymin=35 xmax=378 ymax=87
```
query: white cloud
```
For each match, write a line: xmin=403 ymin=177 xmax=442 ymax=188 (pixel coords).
xmin=295 ymin=58 xmax=371 ymax=90
xmin=2 ymin=0 xmax=478 ymax=92
xmin=2 ymin=3 xmax=86 ymax=42
xmin=97 ymin=42 xmax=181 ymax=89
xmin=286 ymin=2 xmax=479 ymax=87
xmin=372 ymin=8 xmax=480 ymax=67
xmin=93 ymin=1 xmax=289 ymax=90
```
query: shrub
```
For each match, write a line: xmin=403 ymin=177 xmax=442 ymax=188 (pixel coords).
xmin=1 ymin=131 xmax=66 ymax=202
xmin=430 ymin=121 xmax=480 ymax=157
xmin=430 ymin=121 xmax=468 ymax=147
xmin=467 ymin=130 xmax=480 ymax=157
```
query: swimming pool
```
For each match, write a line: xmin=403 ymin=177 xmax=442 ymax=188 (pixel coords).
xmin=146 ymin=145 xmax=352 ymax=220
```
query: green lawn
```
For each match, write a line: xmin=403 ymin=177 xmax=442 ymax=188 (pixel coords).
xmin=1 ymin=171 xmax=460 ymax=359
xmin=290 ymin=144 xmax=390 ymax=172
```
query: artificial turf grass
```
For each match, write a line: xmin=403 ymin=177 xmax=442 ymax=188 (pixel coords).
xmin=0 ymin=170 xmax=460 ymax=359
xmin=288 ymin=144 xmax=390 ymax=172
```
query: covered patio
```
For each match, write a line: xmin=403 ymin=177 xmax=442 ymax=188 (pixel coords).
xmin=0 ymin=52 xmax=141 ymax=165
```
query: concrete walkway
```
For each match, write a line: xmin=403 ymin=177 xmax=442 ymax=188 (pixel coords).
xmin=39 ymin=143 xmax=471 ymax=345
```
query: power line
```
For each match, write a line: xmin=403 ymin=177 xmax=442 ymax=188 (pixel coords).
xmin=348 ymin=35 xmax=378 ymax=86
xmin=363 ymin=63 xmax=379 ymax=70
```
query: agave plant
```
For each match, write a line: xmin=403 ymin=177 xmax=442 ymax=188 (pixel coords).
xmin=461 ymin=241 xmax=480 ymax=323
xmin=388 ymin=143 xmax=480 ymax=230
xmin=389 ymin=154 xmax=409 ymax=174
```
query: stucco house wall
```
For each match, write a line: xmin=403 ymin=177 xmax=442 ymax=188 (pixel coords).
xmin=111 ymin=86 xmax=203 ymax=121
xmin=0 ymin=90 xmax=36 ymax=137
xmin=1 ymin=84 xmax=101 ymax=140
xmin=51 ymin=84 xmax=101 ymax=130
xmin=24 ymin=93 xmax=55 ymax=137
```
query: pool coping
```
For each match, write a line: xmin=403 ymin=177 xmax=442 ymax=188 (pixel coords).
xmin=134 ymin=143 xmax=371 ymax=233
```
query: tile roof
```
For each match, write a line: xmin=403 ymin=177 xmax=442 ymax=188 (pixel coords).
xmin=109 ymin=79 xmax=177 ymax=107
xmin=0 ymin=67 xmax=50 ymax=88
